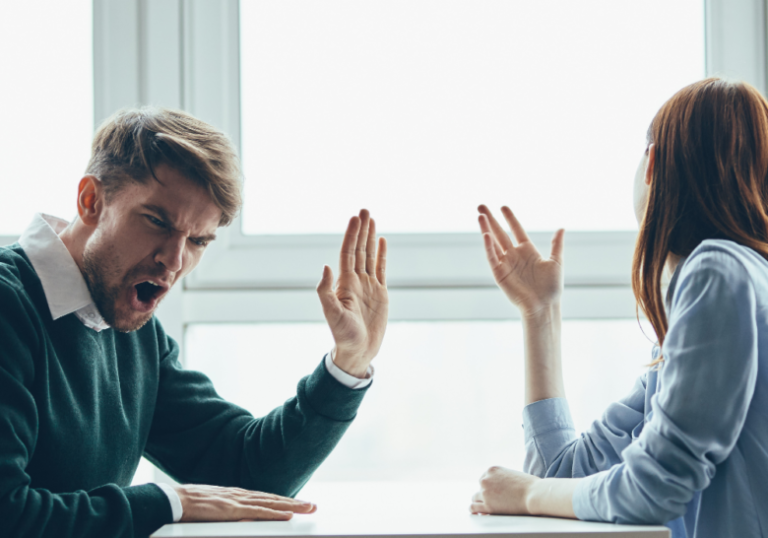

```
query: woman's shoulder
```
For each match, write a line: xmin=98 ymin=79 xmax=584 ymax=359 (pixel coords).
xmin=682 ymin=239 xmax=767 ymax=279
xmin=672 ymin=239 xmax=768 ymax=308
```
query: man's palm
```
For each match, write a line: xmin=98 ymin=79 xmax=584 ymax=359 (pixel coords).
xmin=317 ymin=210 xmax=388 ymax=377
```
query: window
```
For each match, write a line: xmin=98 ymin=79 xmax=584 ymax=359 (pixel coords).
xmin=0 ymin=0 xmax=93 ymax=235
xmin=87 ymin=0 xmax=766 ymax=488
xmin=240 ymin=0 xmax=704 ymax=235
xmin=185 ymin=320 xmax=654 ymax=481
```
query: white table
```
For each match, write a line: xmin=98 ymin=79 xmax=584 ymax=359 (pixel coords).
xmin=151 ymin=481 xmax=670 ymax=538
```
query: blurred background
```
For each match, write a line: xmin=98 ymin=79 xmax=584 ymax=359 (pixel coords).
xmin=0 ymin=0 xmax=765 ymax=487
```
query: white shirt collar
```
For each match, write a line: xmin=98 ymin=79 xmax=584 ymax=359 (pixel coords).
xmin=18 ymin=213 xmax=110 ymax=332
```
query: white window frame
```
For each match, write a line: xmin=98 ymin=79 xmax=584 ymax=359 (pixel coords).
xmin=87 ymin=0 xmax=767 ymax=346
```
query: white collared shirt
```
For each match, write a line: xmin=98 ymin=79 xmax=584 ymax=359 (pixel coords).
xmin=17 ymin=213 xmax=373 ymax=523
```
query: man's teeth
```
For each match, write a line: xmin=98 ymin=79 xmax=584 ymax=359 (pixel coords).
xmin=143 ymin=280 xmax=161 ymax=287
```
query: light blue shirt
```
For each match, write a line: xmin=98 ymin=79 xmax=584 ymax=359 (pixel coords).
xmin=523 ymin=239 xmax=768 ymax=538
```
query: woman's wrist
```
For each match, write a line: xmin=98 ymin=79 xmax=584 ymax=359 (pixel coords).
xmin=521 ymin=302 xmax=561 ymax=328
xmin=525 ymin=478 xmax=580 ymax=518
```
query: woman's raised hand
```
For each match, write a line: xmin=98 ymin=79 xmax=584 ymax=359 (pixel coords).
xmin=477 ymin=205 xmax=564 ymax=318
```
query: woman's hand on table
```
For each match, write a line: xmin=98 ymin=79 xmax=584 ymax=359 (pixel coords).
xmin=470 ymin=466 xmax=578 ymax=519
xmin=174 ymin=484 xmax=317 ymax=522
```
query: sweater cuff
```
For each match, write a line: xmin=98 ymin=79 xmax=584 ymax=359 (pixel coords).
xmin=124 ymin=483 xmax=174 ymax=536
xmin=572 ymin=471 xmax=604 ymax=521
xmin=154 ymin=483 xmax=183 ymax=522
xmin=302 ymin=356 xmax=369 ymax=421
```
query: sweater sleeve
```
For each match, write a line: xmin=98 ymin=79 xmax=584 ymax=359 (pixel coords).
xmin=0 ymin=280 xmax=172 ymax=538
xmin=572 ymin=249 xmax=759 ymax=524
xmin=523 ymin=374 xmax=647 ymax=478
xmin=143 ymin=323 xmax=369 ymax=497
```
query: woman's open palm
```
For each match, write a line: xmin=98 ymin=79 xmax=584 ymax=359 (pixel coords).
xmin=478 ymin=205 xmax=564 ymax=318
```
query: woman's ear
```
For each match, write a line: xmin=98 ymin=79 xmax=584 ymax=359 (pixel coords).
xmin=77 ymin=175 xmax=104 ymax=226
xmin=645 ymin=143 xmax=655 ymax=186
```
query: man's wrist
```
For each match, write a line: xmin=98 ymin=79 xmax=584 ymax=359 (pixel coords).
xmin=331 ymin=346 xmax=371 ymax=378
xmin=155 ymin=483 xmax=183 ymax=522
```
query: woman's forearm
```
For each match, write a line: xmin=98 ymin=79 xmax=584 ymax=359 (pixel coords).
xmin=522 ymin=303 xmax=565 ymax=405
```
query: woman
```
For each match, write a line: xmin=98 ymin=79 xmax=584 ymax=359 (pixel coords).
xmin=470 ymin=78 xmax=768 ymax=538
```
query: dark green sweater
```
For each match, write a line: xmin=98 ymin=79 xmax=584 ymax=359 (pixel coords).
xmin=0 ymin=244 xmax=369 ymax=538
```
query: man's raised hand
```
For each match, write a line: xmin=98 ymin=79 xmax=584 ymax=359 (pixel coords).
xmin=317 ymin=209 xmax=388 ymax=378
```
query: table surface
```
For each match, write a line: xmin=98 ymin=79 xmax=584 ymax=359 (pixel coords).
xmin=151 ymin=481 xmax=670 ymax=538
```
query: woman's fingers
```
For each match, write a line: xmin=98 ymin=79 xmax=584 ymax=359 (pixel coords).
xmin=478 ymin=215 xmax=504 ymax=260
xmin=478 ymin=205 xmax=514 ymax=249
xmin=470 ymin=502 xmax=488 ymax=514
xmin=482 ymin=232 xmax=500 ymax=267
xmin=500 ymin=206 xmax=530 ymax=245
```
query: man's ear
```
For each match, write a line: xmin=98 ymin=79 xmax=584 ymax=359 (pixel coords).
xmin=77 ymin=175 xmax=104 ymax=226
xmin=645 ymin=144 xmax=655 ymax=186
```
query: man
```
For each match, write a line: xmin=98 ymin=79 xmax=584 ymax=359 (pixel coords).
xmin=0 ymin=108 xmax=389 ymax=537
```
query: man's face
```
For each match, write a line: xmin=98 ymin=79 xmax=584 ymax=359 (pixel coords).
xmin=81 ymin=165 xmax=221 ymax=332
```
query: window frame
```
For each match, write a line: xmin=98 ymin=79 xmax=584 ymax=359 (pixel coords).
xmin=86 ymin=0 xmax=767 ymax=338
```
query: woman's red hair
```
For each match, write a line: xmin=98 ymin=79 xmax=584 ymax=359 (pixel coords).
xmin=633 ymin=78 xmax=768 ymax=364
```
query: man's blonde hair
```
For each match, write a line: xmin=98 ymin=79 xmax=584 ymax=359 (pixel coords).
xmin=86 ymin=107 xmax=242 ymax=226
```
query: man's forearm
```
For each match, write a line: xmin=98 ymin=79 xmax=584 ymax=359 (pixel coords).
xmin=522 ymin=303 xmax=565 ymax=405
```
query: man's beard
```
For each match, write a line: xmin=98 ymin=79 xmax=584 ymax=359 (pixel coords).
xmin=81 ymin=242 xmax=155 ymax=333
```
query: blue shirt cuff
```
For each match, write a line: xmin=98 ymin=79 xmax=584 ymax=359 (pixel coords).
xmin=523 ymin=397 xmax=575 ymax=441
xmin=572 ymin=471 xmax=604 ymax=521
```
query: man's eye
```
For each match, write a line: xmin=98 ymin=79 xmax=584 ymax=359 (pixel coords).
xmin=147 ymin=215 xmax=166 ymax=227
xmin=190 ymin=238 xmax=209 ymax=247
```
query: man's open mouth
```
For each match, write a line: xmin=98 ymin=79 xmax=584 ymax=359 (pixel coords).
xmin=131 ymin=279 xmax=170 ymax=312
xmin=136 ymin=281 xmax=164 ymax=303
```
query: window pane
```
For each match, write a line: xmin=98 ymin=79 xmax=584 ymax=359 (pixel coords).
xmin=185 ymin=320 xmax=654 ymax=482
xmin=0 ymin=1 xmax=93 ymax=235
xmin=240 ymin=1 xmax=704 ymax=235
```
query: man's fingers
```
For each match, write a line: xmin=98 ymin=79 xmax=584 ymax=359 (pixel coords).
xmin=235 ymin=505 xmax=294 ymax=521
xmin=500 ymin=206 xmax=530 ymax=245
xmin=317 ymin=265 xmax=334 ymax=295
xmin=550 ymin=228 xmax=565 ymax=264
xmin=375 ymin=236 xmax=387 ymax=285
xmin=340 ymin=216 xmax=361 ymax=274
xmin=365 ymin=217 xmax=377 ymax=275
xmin=317 ymin=265 xmax=342 ymax=319
xmin=478 ymin=204 xmax=514 ymax=249
xmin=355 ymin=209 xmax=370 ymax=273
xmin=242 ymin=498 xmax=317 ymax=513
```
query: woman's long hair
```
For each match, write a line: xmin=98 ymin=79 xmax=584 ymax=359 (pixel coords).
xmin=632 ymin=78 xmax=768 ymax=363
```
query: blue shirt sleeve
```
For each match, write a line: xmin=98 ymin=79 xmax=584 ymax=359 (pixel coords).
xmin=523 ymin=374 xmax=647 ymax=478
xmin=573 ymin=249 xmax=760 ymax=524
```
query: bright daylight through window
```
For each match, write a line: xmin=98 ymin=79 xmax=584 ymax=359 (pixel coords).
xmin=0 ymin=1 xmax=93 ymax=235
xmin=186 ymin=320 xmax=654 ymax=482
xmin=240 ymin=0 xmax=704 ymax=235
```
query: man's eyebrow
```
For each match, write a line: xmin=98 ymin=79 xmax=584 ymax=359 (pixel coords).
xmin=141 ymin=204 xmax=217 ymax=242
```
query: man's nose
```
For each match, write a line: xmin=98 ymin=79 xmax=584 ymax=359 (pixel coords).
xmin=154 ymin=234 xmax=185 ymax=273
